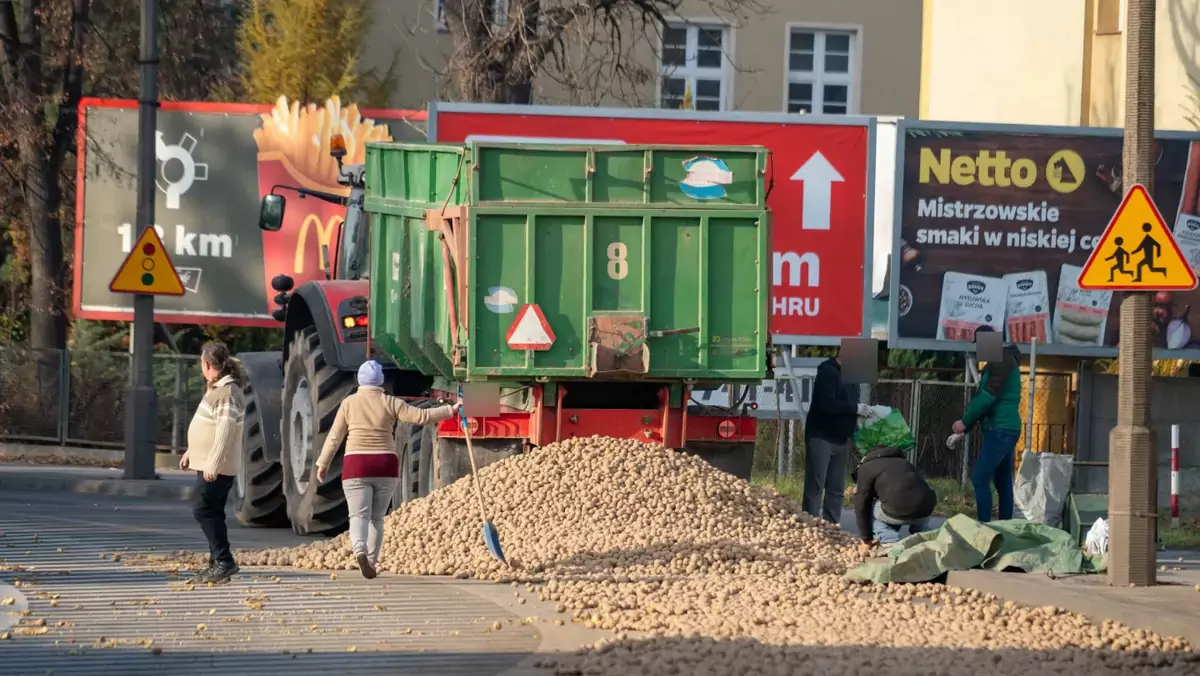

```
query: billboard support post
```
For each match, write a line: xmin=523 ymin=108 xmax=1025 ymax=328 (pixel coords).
xmin=1109 ymin=0 xmax=1157 ymax=588
xmin=123 ymin=0 xmax=159 ymax=481
xmin=1026 ymin=337 xmax=1037 ymax=452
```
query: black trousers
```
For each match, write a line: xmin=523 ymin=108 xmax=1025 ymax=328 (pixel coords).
xmin=193 ymin=472 xmax=236 ymax=566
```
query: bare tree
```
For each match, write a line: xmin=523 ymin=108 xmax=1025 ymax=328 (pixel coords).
xmin=439 ymin=0 xmax=761 ymax=105
xmin=0 ymin=0 xmax=239 ymax=358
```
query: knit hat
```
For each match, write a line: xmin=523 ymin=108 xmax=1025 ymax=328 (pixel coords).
xmin=357 ymin=360 xmax=384 ymax=387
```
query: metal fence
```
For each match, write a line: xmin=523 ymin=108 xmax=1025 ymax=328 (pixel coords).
xmin=0 ymin=347 xmax=1077 ymax=473
xmin=763 ymin=371 xmax=1075 ymax=482
xmin=0 ymin=347 xmax=206 ymax=453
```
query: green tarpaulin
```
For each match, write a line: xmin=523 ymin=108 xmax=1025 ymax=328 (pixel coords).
xmin=845 ymin=514 xmax=1107 ymax=585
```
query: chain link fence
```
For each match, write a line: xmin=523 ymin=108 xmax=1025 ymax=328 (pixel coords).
xmin=0 ymin=348 xmax=206 ymax=453
xmin=758 ymin=371 xmax=1075 ymax=483
xmin=2 ymin=348 xmax=1076 ymax=472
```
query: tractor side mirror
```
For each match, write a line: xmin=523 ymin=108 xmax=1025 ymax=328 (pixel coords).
xmin=259 ymin=194 xmax=286 ymax=232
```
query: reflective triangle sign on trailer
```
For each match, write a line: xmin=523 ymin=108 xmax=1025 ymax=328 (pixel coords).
xmin=505 ymin=304 xmax=556 ymax=351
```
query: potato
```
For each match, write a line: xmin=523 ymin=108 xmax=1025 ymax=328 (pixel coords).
xmin=119 ymin=436 xmax=1194 ymax=674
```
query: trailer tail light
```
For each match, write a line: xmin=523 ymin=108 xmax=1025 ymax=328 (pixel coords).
xmin=342 ymin=314 xmax=368 ymax=329
xmin=717 ymin=420 xmax=737 ymax=439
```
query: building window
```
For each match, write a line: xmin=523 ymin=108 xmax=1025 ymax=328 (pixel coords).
xmin=1095 ymin=0 xmax=1123 ymax=35
xmin=659 ymin=24 xmax=730 ymax=111
xmin=434 ymin=0 xmax=447 ymax=33
xmin=786 ymin=28 xmax=856 ymax=115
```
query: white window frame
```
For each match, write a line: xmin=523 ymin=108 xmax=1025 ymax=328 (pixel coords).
xmin=782 ymin=23 xmax=862 ymax=116
xmin=656 ymin=22 xmax=733 ymax=112
xmin=435 ymin=0 xmax=508 ymax=33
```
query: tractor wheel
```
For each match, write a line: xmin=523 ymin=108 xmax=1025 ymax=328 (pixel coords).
xmin=233 ymin=377 xmax=289 ymax=527
xmin=280 ymin=327 xmax=356 ymax=536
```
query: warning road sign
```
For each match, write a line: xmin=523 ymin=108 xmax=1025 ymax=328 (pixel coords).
xmin=505 ymin=304 xmax=556 ymax=351
xmin=109 ymin=227 xmax=186 ymax=296
xmin=1078 ymin=184 xmax=1198 ymax=291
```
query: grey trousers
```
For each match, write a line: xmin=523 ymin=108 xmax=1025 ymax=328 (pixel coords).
xmin=343 ymin=477 xmax=397 ymax=566
xmin=802 ymin=437 xmax=849 ymax=525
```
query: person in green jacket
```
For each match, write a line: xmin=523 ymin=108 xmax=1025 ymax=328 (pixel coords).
xmin=952 ymin=325 xmax=1023 ymax=522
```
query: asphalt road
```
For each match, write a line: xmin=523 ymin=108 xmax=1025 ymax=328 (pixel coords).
xmin=0 ymin=490 xmax=561 ymax=676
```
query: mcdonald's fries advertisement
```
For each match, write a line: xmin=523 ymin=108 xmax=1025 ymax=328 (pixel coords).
xmin=74 ymin=97 xmax=424 ymax=327
xmin=892 ymin=121 xmax=1200 ymax=357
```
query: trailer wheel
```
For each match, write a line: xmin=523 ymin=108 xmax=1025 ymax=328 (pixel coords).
xmin=682 ymin=441 xmax=755 ymax=481
xmin=396 ymin=399 xmax=441 ymax=505
xmin=233 ymin=379 xmax=289 ymax=527
xmin=280 ymin=327 xmax=356 ymax=536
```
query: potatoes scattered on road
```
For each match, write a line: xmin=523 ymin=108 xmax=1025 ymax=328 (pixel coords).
xmin=183 ymin=437 xmax=1200 ymax=672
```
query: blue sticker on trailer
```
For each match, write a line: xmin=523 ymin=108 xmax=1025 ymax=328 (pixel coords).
xmin=679 ymin=157 xmax=733 ymax=200
xmin=484 ymin=286 xmax=518 ymax=313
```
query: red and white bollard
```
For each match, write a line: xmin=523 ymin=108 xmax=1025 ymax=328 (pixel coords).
xmin=1171 ymin=424 xmax=1180 ymax=529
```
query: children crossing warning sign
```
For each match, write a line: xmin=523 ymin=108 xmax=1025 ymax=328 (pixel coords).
xmin=109 ymin=227 xmax=186 ymax=296
xmin=1078 ymin=184 xmax=1198 ymax=291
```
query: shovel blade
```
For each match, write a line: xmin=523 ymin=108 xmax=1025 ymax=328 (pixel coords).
xmin=482 ymin=521 xmax=506 ymax=565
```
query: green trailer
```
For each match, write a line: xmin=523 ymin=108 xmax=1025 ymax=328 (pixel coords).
xmin=364 ymin=141 xmax=771 ymax=491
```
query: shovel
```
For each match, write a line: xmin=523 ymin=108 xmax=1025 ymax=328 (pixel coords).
xmin=458 ymin=385 xmax=507 ymax=566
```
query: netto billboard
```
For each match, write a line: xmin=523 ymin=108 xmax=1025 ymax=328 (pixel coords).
xmin=890 ymin=120 xmax=1200 ymax=358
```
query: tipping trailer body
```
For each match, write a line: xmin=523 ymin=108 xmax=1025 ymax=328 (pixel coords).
xmin=363 ymin=141 xmax=770 ymax=481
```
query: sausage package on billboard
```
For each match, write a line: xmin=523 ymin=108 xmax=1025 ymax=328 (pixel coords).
xmin=1052 ymin=263 xmax=1112 ymax=346
xmin=935 ymin=272 xmax=1006 ymax=341
xmin=1003 ymin=271 xmax=1050 ymax=344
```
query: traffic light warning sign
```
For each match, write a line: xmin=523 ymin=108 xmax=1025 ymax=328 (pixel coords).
xmin=109 ymin=227 xmax=186 ymax=296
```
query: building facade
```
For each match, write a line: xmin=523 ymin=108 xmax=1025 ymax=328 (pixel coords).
xmin=362 ymin=0 xmax=924 ymax=118
xmin=920 ymin=0 xmax=1200 ymax=131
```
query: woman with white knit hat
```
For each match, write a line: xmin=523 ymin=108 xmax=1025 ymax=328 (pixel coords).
xmin=316 ymin=360 xmax=460 ymax=578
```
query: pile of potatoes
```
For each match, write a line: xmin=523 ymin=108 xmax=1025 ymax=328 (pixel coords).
xmin=234 ymin=437 xmax=1196 ymax=672
xmin=242 ymin=436 xmax=863 ymax=577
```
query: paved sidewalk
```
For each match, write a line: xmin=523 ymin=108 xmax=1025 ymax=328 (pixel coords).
xmin=947 ymin=553 xmax=1200 ymax=645
xmin=0 ymin=462 xmax=197 ymax=500
xmin=0 ymin=489 xmax=605 ymax=676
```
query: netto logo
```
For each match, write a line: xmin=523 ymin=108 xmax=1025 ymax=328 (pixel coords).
xmin=967 ymin=281 xmax=986 ymax=294
xmin=1016 ymin=279 xmax=1034 ymax=291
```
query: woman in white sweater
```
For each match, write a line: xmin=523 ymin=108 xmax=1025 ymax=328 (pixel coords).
xmin=180 ymin=342 xmax=246 ymax=584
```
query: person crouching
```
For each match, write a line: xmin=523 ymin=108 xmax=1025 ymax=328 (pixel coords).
xmin=851 ymin=446 xmax=938 ymax=553
xmin=315 ymin=361 xmax=460 ymax=579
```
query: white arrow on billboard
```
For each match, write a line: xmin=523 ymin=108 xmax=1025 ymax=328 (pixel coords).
xmin=791 ymin=151 xmax=844 ymax=231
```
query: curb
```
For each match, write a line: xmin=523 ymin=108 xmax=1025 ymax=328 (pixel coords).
xmin=0 ymin=474 xmax=197 ymax=501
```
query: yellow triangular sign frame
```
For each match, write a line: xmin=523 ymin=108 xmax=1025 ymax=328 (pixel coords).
xmin=109 ymin=227 xmax=186 ymax=296
xmin=1077 ymin=184 xmax=1198 ymax=291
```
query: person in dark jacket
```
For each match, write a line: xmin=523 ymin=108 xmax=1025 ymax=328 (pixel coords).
xmin=852 ymin=446 xmax=938 ymax=547
xmin=803 ymin=355 xmax=870 ymax=524
xmin=953 ymin=325 xmax=1023 ymax=523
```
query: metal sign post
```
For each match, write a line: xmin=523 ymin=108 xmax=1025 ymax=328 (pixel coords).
xmin=123 ymin=0 xmax=160 ymax=480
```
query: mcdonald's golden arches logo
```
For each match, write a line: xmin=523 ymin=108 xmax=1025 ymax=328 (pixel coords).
xmin=295 ymin=214 xmax=342 ymax=274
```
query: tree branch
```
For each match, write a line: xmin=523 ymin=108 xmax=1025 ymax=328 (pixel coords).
xmin=49 ymin=0 xmax=91 ymax=172
xmin=0 ymin=1 xmax=23 ymax=87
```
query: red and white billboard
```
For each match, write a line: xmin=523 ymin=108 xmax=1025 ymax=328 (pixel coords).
xmin=430 ymin=103 xmax=875 ymax=344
